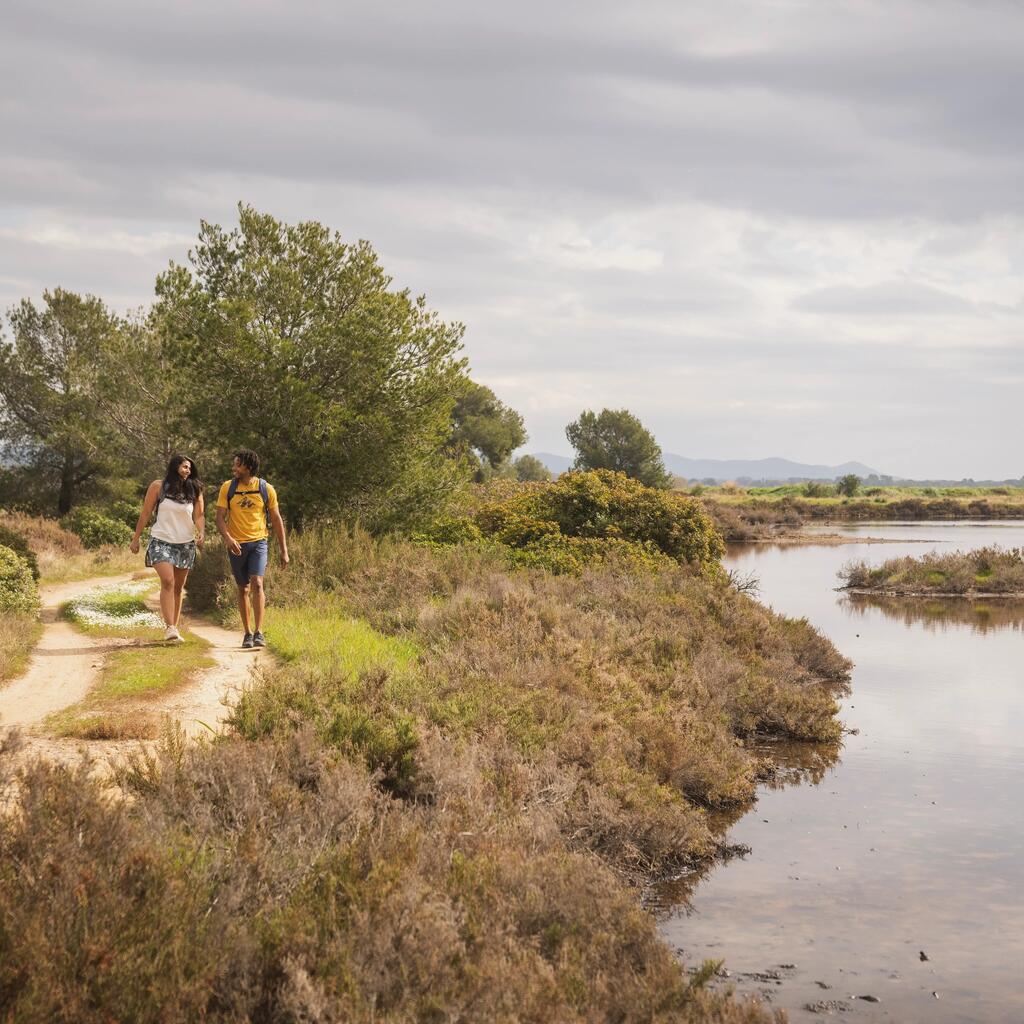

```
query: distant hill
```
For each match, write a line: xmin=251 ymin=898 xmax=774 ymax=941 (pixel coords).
xmin=529 ymin=452 xmax=882 ymax=483
xmin=660 ymin=455 xmax=882 ymax=483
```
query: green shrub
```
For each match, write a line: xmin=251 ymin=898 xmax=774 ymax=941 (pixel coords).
xmin=410 ymin=514 xmax=483 ymax=547
xmin=0 ymin=525 xmax=40 ymax=581
xmin=60 ymin=507 xmax=133 ymax=549
xmin=0 ymin=545 xmax=38 ymax=613
xmin=105 ymin=498 xmax=141 ymax=528
xmin=474 ymin=470 xmax=723 ymax=574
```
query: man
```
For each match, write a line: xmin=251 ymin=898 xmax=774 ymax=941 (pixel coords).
xmin=215 ymin=449 xmax=289 ymax=649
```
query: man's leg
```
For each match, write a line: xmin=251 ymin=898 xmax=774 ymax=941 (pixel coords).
xmin=154 ymin=561 xmax=176 ymax=626
xmin=250 ymin=576 xmax=266 ymax=634
xmin=172 ymin=568 xmax=189 ymax=626
xmin=236 ymin=581 xmax=252 ymax=634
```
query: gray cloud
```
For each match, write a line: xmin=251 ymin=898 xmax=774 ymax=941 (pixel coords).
xmin=1 ymin=0 xmax=1023 ymax=478
xmin=792 ymin=282 xmax=977 ymax=316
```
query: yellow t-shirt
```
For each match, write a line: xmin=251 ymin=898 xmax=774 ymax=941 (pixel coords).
xmin=216 ymin=478 xmax=279 ymax=542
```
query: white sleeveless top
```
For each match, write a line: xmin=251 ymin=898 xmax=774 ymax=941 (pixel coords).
xmin=151 ymin=493 xmax=196 ymax=544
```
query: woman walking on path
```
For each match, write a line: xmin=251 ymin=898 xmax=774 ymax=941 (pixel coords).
xmin=130 ymin=455 xmax=205 ymax=641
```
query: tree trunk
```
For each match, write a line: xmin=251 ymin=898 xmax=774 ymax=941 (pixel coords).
xmin=57 ymin=460 xmax=75 ymax=516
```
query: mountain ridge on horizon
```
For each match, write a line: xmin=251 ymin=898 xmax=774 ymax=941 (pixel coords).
xmin=530 ymin=452 xmax=883 ymax=482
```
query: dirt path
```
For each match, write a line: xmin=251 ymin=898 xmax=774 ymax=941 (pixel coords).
xmin=0 ymin=574 xmax=267 ymax=764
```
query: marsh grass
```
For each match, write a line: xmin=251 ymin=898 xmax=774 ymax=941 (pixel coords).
xmin=0 ymin=612 xmax=42 ymax=685
xmin=840 ymin=546 xmax=1024 ymax=595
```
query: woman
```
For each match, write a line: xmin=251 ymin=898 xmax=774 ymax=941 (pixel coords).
xmin=130 ymin=455 xmax=205 ymax=641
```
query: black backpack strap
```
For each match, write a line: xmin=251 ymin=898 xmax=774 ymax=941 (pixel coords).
xmin=258 ymin=478 xmax=271 ymax=531
xmin=226 ymin=477 xmax=240 ymax=507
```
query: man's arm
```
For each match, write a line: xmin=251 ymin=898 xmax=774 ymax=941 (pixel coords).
xmin=216 ymin=508 xmax=242 ymax=555
xmin=270 ymin=507 xmax=289 ymax=567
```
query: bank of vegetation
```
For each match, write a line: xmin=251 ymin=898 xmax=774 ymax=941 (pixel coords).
xmin=0 ymin=206 xmax=853 ymax=1022
xmin=698 ymin=485 xmax=1024 ymax=541
xmin=839 ymin=546 xmax=1024 ymax=596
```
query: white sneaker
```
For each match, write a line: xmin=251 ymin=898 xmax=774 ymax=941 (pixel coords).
xmin=164 ymin=625 xmax=181 ymax=642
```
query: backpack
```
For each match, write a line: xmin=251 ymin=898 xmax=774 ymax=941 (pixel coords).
xmin=226 ymin=477 xmax=272 ymax=533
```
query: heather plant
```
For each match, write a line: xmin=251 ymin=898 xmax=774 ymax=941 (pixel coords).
xmin=0 ymin=729 xmax=778 ymax=1024
xmin=232 ymin=526 xmax=849 ymax=876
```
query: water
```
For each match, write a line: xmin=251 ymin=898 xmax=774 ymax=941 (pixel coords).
xmin=658 ymin=522 xmax=1024 ymax=1022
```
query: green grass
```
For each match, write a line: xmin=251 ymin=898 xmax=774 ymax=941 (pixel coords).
xmin=267 ymin=602 xmax=420 ymax=675
xmin=0 ymin=613 xmax=42 ymax=686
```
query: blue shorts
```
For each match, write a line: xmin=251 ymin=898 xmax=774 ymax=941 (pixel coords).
xmin=229 ymin=539 xmax=268 ymax=585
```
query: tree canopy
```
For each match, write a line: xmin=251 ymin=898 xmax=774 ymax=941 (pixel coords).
xmin=0 ymin=289 xmax=120 ymax=514
xmin=155 ymin=204 xmax=469 ymax=529
xmin=565 ymin=408 xmax=672 ymax=490
xmin=448 ymin=380 xmax=526 ymax=480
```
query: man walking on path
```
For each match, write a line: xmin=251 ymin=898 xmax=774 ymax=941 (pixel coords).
xmin=215 ymin=449 xmax=289 ymax=649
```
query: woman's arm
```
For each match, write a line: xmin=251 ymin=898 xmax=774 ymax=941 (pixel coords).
xmin=130 ymin=481 xmax=162 ymax=554
xmin=194 ymin=494 xmax=206 ymax=549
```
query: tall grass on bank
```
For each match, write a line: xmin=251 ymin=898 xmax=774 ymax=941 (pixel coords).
xmin=840 ymin=546 xmax=1024 ymax=595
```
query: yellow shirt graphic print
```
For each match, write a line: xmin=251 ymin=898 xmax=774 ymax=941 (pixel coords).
xmin=216 ymin=479 xmax=279 ymax=542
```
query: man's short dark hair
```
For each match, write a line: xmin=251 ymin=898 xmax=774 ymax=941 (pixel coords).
xmin=234 ymin=449 xmax=260 ymax=475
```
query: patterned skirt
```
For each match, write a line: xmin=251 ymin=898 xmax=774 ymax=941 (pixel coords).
xmin=145 ymin=537 xmax=197 ymax=570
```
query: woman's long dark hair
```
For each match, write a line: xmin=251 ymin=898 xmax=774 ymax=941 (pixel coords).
xmin=161 ymin=455 xmax=203 ymax=503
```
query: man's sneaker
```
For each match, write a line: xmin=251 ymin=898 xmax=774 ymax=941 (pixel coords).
xmin=252 ymin=631 xmax=266 ymax=648
xmin=242 ymin=632 xmax=254 ymax=649
xmin=164 ymin=625 xmax=181 ymax=642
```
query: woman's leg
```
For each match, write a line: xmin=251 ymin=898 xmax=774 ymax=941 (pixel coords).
xmin=153 ymin=561 xmax=176 ymax=626
xmin=172 ymin=567 xmax=189 ymax=626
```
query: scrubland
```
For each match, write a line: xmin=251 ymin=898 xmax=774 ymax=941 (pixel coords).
xmin=0 ymin=499 xmax=850 ymax=1022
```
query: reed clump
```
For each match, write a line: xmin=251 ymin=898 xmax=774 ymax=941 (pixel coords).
xmin=840 ymin=546 xmax=1024 ymax=595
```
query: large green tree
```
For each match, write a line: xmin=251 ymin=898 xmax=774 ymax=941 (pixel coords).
xmin=448 ymin=379 xmax=526 ymax=480
xmin=93 ymin=316 xmax=204 ymax=476
xmin=0 ymin=289 xmax=121 ymax=514
xmin=565 ymin=408 xmax=672 ymax=490
xmin=155 ymin=205 xmax=468 ymax=528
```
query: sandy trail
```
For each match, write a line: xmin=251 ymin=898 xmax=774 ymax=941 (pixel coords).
xmin=0 ymin=573 xmax=266 ymax=765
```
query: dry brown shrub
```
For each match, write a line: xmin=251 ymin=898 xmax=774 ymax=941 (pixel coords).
xmin=0 ymin=728 xmax=779 ymax=1023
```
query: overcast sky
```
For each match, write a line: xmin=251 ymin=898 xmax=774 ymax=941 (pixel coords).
xmin=2 ymin=0 xmax=1022 ymax=478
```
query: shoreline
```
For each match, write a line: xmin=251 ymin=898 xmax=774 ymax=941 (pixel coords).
xmin=842 ymin=586 xmax=1024 ymax=599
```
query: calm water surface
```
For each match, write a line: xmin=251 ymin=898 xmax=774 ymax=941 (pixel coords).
xmin=659 ymin=522 xmax=1024 ymax=1022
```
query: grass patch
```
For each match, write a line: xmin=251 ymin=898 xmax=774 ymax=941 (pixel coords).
xmin=46 ymin=629 xmax=214 ymax=740
xmin=62 ymin=581 xmax=163 ymax=638
xmin=0 ymin=612 xmax=42 ymax=686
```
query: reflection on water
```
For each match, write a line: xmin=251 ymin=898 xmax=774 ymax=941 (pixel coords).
xmin=660 ymin=522 xmax=1024 ymax=1022
xmin=650 ymin=740 xmax=843 ymax=914
xmin=843 ymin=592 xmax=1024 ymax=634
